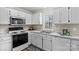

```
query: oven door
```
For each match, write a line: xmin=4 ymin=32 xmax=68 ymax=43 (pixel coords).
xmin=13 ymin=33 xmax=28 ymax=48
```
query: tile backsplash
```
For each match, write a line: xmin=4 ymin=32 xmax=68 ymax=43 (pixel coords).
xmin=0 ymin=25 xmax=9 ymax=33
xmin=0 ymin=25 xmax=43 ymax=33
xmin=0 ymin=24 xmax=79 ymax=36
xmin=54 ymin=24 xmax=79 ymax=36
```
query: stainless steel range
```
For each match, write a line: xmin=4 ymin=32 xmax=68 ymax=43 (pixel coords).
xmin=9 ymin=27 xmax=28 ymax=51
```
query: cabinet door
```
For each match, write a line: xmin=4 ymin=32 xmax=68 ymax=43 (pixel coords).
xmin=0 ymin=8 xmax=10 ymax=24
xmin=32 ymin=12 xmax=42 ymax=24
xmin=59 ymin=7 xmax=68 ymax=23
xmin=17 ymin=11 xmax=26 ymax=19
xmin=53 ymin=9 xmax=60 ymax=24
xmin=52 ymin=37 xmax=70 ymax=51
xmin=32 ymin=13 xmax=40 ymax=24
xmin=9 ymin=9 xmax=18 ymax=17
xmin=0 ymin=36 xmax=12 ymax=51
xmin=26 ymin=14 xmax=32 ymax=24
xmin=43 ymin=35 xmax=52 ymax=51
xmin=69 ymin=7 xmax=79 ymax=23
xmin=10 ymin=9 xmax=26 ymax=19
xmin=0 ymin=42 xmax=12 ymax=51
xmin=71 ymin=40 xmax=79 ymax=51
xmin=31 ymin=33 xmax=42 ymax=48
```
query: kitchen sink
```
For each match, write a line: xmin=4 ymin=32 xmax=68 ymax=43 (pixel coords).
xmin=40 ymin=31 xmax=52 ymax=34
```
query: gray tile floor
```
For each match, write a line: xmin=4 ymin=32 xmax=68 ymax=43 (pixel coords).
xmin=22 ymin=44 xmax=44 ymax=51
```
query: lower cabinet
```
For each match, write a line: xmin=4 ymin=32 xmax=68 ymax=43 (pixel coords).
xmin=30 ymin=32 xmax=79 ymax=51
xmin=0 ymin=35 xmax=12 ymax=51
xmin=52 ymin=37 xmax=70 ymax=51
xmin=31 ymin=33 xmax=42 ymax=48
xmin=0 ymin=42 xmax=12 ymax=51
xmin=43 ymin=35 xmax=52 ymax=51
xmin=71 ymin=40 xmax=79 ymax=51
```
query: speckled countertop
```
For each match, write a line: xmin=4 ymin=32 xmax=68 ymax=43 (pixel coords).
xmin=49 ymin=33 xmax=79 ymax=40
xmin=29 ymin=31 xmax=79 ymax=40
xmin=1 ymin=30 xmax=79 ymax=40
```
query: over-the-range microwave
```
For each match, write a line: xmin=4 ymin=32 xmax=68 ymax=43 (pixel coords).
xmin=10 ymin=17 xmax=25 ymax=25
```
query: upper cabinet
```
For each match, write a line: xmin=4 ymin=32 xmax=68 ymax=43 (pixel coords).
xmin=9 ymin=8 xmax=32 ymax=25
xmin=9 ymin=9 xmax=18 ymax=17
xmin=25 ymin=14 xmax=32 ymax=24
xmin=9 ymin=9 xmax=26 ymax=19
xmin=1 ymin=7 xmax=79 ymax=25
xmin=0 ymin=8 xmax=32 ymax=25
xmin=0 ymin=8 xmax=10 ymax=24
xmin=53 ymin=8 xmax=60 ymax=24
xmin=59 ymin=7 xmax=69 ymax=23
xmin=32 ymin=12 xmax=43 ymax=24
xmin=69 ymin=7 xmax=79 ymax=24
xmin=53 ymin=7 xmax=79 ymax=24
xmin=53 ymin=7 xmax=69 ymax=24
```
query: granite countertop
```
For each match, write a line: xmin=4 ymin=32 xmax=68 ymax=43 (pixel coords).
xmin=30 ymin=31 xmax=79 ymax=40
xmin=1 ymin=30 xmax=79 ymax=40
xmin=49 ymin=33 xmax=79 ymax=40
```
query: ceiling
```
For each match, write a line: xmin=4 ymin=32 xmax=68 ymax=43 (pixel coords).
xmin=20 ymin=7 xmax=45 ymax=13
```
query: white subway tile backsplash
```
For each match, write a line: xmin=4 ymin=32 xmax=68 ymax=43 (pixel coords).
xmin=55 ymin=24 xmax=79 ymax=36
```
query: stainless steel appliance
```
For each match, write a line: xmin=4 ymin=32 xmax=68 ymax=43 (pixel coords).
xmin=9 ymin=27 xmax=28 ymax=50
xmin=10 ymin=17 xmax=25 ymax=25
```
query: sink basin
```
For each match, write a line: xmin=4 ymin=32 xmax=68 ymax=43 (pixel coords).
xmin=40 ymin=31 xmax=52 ymax=34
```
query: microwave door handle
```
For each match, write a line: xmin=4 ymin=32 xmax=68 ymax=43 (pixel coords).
xmin=9 ymin=16 xmax=12 ymax=25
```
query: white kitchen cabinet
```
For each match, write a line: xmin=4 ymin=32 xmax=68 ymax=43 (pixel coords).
xmin=0 ymin=8 xmax=10 ymax=24
xmin=10 ymin=9 xmax=32 ymax=24
xmin=53 ymin=7 xmax=79 ymax=24
xmin=71 ymin=40 xmax=79 ymax=51
xmin=31 ymin=33 xmax=42 ymax=48
xmin=59 ymin=7 xmax=69 ymax=23
xmin=53 ymin=8 xmax=60 ymax=24
xmin=32 ymin=12 xmax=43 ymax=24
xmin=52 ymin=36 xmax=70 ymax=51
xmin=9 ymin=9 xmax=26 ymax=19
xmin=17 ymin=11 xmax=26 ymax=19
xmin=25 ymin=14 xmax=32 ymax=24
xmin=9 ymin=9 xmax=19 ymax=17
xmin=69 ymin=7 xmax=79 ymax=23
xmin=43 ymin=35 xmax=52 ymax=51
xmin=0 ymin=35 xmax=12 ymax=51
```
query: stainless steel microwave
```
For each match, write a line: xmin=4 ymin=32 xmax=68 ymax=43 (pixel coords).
xmin=10 ymin=17 xmax=25 ymax=25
